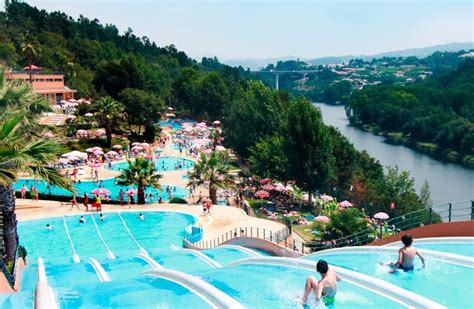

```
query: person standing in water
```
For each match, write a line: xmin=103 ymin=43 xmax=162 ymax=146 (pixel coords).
xmin=389 ymin=234 xmax=425 ymax=272
xmin=301 ymin=260 xmax=340 ymax=308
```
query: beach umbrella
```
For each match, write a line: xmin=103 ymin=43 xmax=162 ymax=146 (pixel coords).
xmin=215 ymin=145 xmax=226 ymax=151
xmin=132 ymin=145 xmax=143 ymax=152
xmin=320 ymin=194 xmax=334 ymax=202
xmin=23 ymin=64 xmax=42 ymax=70
xmin=273 ymin=183 xmax=286 ymax=192
xmin=374 ymin=212 xmax=389 ymax=220
xmin=93 ymin=150 xmax=104 ymax=156
xmin=338 ymin=200 xmax=353 ymax=207
xmin=126 ymin=189 xmax=138 ymax=195
xmin=167 ymin=107 xmax=174 ymax=111
xmin=106 ymin=150 xmax=118 ymax=156
xmin=262 ymin=184 xmax=274 ymax=191
xmin=315 ymin=215 xmax=330 ymax=223
xmin=85 ymin=148 xmax=94 ymax=153
xmin=260 ymin=178 xmax=272 ymax=185
xmin=90 ymin=188 xmax=111 ymax=195
xmin=141 ymin=142 xmax=150 ymax=148
xmin=84 ymin=112 xmax=94 ymax=117
xmin=131 ymin=142 xmax=142 ymax=146
xmin=213 ymin=120 xmax=221 ymax=125
xmin=182 ymin=122 xmax=192 ymax=127
xmin=285 ymin=185 xmax=294 ymax=192
xmin=95 ymin=129 xmax=105 ymax=137
xmin=58 ymin=158 xmax=69 ymax=164
xmin=254 ymin=190 xmax=270 ymax=199
xmin=112 ymin=144 xmax=122 ymax=149
xmin=76 ymin=129 xmax=88 ymax=138
xmin=92 ymin=146 xmax=103 ymax=151
xmin=62 ymin=150 xmax=87 ymax=159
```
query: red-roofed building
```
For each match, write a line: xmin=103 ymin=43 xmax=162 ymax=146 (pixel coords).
xmin=5 ymin=67 xmax=77 ymax=104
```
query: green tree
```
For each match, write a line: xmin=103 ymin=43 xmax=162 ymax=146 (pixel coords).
xmin=225 ymin=80 xmax=283 ymax=158
xmin=285 ymin=98 xmax=335 ymax=204
xmin=116 ymin=158 xmax=162 ymax=204
xmin=249 ymin=135 xmax=288 ymax=180
xmin=119 ymin=88 xmax=164 ymax=136
xmin=19 ymin=39 xmax=41 ymax=83
xmin=93 ymin=97 xmax=125 ymax=148
xmin=187 ymin=151 xmax=235 ymax=204
xmin=324 ymin=208 xmax=367 ymax=240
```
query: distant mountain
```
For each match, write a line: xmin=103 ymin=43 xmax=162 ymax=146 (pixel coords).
xmin=224 ymin=42 xmax=473 ymax=69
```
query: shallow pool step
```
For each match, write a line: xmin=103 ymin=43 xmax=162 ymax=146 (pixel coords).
xmin=152 ymin=251 xmax=216 ymax=274
xmin=100 ymin=257 xmax=151 ymax=281
xmin=45 ymin=261 xmax=101 ymax=288
xmin=0 ymin=290 xmax=34 ymax=309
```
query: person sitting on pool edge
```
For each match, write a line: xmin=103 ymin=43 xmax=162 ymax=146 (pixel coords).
xmin=389 ymin=234 xmax=425 ymax=272
xmin=301 ymin=260 xmax=340 ymax=308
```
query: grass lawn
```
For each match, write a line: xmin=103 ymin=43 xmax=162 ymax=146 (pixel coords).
xmin=292 ymin=223 xmax=321 ymax=242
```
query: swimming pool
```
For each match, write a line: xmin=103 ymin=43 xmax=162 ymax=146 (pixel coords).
xmin=3 ymin=213 xmax=472 ymax=308
xmin=13 ymin=178 xmax=189 ymax=201
xmin=305 ymin=249 xmax=474 ymax=308
xmin=159 ymin=120 xmax=183 ymax=130
xmin=111 ymin=156 xmax=194 ymax=172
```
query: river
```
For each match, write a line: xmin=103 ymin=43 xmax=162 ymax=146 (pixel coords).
xmin=315 ymin=103 xmax=474 ymax=210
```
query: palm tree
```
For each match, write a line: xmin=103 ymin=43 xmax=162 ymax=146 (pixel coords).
xmin=94 ymin=97 xmax=125 ymax=148
xmin=116 ymin=157 xmax=162 ymax=204
xmin=187 ymin=151 xmax=235 ymax=204
xmin=0 ymin=70 xmax=72 ymax=265
xmin=19 ymin=41 xmax=41 ymax=83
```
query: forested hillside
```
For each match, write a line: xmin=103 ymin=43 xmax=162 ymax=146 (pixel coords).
xmin=348 ymin=59 xmax=474 ymax=166
xmin=0 ymin=0 xmax=243 ymax=120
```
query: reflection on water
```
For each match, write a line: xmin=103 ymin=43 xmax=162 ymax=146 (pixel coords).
xmin=314 ymin=103 xmax=474 ymax=207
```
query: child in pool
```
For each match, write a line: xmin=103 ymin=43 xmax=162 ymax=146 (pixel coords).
xmin=302 ymin=260 xmax=340 ymax=308
xmin=389 ymin=234 xmax=425 ymax=272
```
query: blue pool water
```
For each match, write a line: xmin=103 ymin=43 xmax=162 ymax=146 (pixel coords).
xmin=13 ymin=178 xmax=189 ymax=201
xmin=413 ymin=243 xmax=474 ymax=257
xmin=305 ymin=252 xmax=474 ymax=308
xmin=111 ymin=156 xmax=194 ymax=172
xmin=6 ymin=213 xmax=473 ymax=308
xmin=195 ymin=264 xmax=405 ymax=308
xmin=159 ymin=120 xmax=183 ymax=130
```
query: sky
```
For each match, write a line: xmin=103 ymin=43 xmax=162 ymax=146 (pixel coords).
xmin=25 ymin=0 xmax=473 ymax=60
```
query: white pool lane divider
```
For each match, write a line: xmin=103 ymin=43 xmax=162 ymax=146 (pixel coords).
xmin=305 ymin=246 xmax=474 ymax=269
xmin=116 ymin=212 xmax=149 ymax=256
xmin=89 ymin=214 xmax=116 ymax=260
xmin=228 ymin=257 xmax=446 ymax=309
xmin=170 ymin=246 xmax=223 ymax=268
xmin=35 ymin=258 xmax=59 ymax=309
xmin=217 ymin=245 xmax=263 ymax=258
xmin=137 ymin=254 xmax=244 ymax=309
xmin=88 ymin=258 xmax=111 ymax=282
xmin=61 ymin=216 xmax=81 ymax=263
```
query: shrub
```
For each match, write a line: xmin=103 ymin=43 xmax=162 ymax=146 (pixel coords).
xmin=169 ymin=197 xmax=187 ymax=204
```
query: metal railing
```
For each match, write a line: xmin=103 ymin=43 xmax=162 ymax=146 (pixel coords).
xmin=306 ymin=200 xmax=474 ymax=252
xmin=184 ymin=226 xmax=291 ymax=250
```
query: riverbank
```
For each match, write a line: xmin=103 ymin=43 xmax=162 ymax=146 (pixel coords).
xmin=349 ymin=119 xmax=474 ymax=169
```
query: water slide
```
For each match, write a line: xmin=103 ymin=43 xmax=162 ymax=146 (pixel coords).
xmin=61 ymin=216 xmax=80 ymax=263
xmin=89 ymin=214 xmax=116 ymax=259
xmin=137 ymin=253 xmax=244 ymax=308
xmin=88 ymin=258 xmax=111 ymax=282
xmin=171 ymin=247 xmax=223 ymax=268
xmin=217 ymin=245 xmax=263 ymax=257
xmin=34 ymin=258 xmax=58 ymax=309
xmin=116 ymin=213 xmax=149 ymax=256
xmin=228 ymin=257 xmax=446 ymax=308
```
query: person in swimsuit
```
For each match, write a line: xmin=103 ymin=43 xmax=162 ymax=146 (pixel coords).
xmin=302 ymin=260 xmax=340 ymax=308
xmin=390 ymin=234 xmax=425 ymax=272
